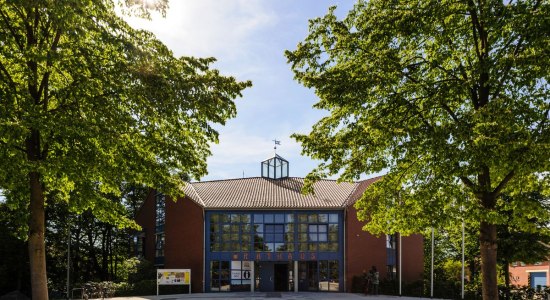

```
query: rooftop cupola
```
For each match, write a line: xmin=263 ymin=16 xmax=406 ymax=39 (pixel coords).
xmin=261 ymin=139 xmax=289 ymax=179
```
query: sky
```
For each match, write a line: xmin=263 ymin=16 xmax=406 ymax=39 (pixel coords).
xmin=123 ymin=0 xmax=362 ymax=182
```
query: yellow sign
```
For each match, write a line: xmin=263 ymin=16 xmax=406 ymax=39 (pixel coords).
xmin=157 ymin=269 xmax=191 ymax=285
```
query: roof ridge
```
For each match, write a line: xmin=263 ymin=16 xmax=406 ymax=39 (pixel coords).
xmin=343 ymin=175 xmax=384 ymax=207
xmin=343 ymin=181 xmax=362 ymax=207
xmin=182 ymin=182 xmax=205 ymax=207
xmin=190 ymin=176 xmax=344 ymax=184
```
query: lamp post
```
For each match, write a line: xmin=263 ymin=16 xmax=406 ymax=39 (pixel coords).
xmin=66 ymin=217 xmax=71 ymax=300
xmin=399 ymin=233 xmax=402 ymax=296
xmin=431 ymin=228 xmax=434 ymax=298
xmin=461 ymin=219 xmax=465 ymax=299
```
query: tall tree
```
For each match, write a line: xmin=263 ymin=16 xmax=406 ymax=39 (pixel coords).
xmin=286 ymin=1 xmax=550 ymax=299
xmin=0 ymin=1 xmax=251 ymax=299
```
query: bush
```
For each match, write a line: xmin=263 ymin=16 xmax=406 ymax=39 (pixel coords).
xmin=351 ymin=275 xmax=366 ymax=293
xmin=117 ymin=257 xmax=156 ymax=284
xmin=113 ymin=280 xmax=156 ymax=297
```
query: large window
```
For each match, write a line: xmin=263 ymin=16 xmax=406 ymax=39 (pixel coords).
xmin=210 ymin=213 xmax=252 ymax=252
xmin=299 ymin=260 xmax=340 ymax=292
xmin=209 ymin=212 xmax=338 ymax=253
xmin=297 ymin=213 xmax=338 ymax=252
xmin=308 ymin=224 xmax=328 ymax=242
xmin=155 ymin=193 xmax=165 ymax=261
xmin=319 ymin=260 xmax=339 ymax=291
xmin=155 ymin=233 xmax=165 ymax=257
xmin=386 ymin=234 xmax=397 ymax=279
xmin=210 ymin=261 xmax=230 ymax=291
xmin=155 ymin=193 xmax=165 ymax=233
xmin=264 ymin=224 xmax=285 ymax=251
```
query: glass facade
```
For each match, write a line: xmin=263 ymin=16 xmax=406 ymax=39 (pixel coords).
xmin=206 ymin=210 xmax=344 ymax=292
xmin=261 ymin=155 xmax=289 ymax=179
xmin=386 ymin=234 xmax=397 ymax=279
xmin=155 ymin=193 xmax=165 ymax=265
xmin=209 ymin=212 xmax=339 ymax=253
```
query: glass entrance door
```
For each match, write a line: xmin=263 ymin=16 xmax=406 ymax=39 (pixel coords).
xmin=259 ymin=262 xmax=274 ymax=292
xmin=274 ymin=263 xmax=289 ymax=291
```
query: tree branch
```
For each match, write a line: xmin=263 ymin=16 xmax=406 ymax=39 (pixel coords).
xmin=461 ymin=176 xmax=476 ymax=189
xmin=0 ymin=60 xmax=16 ymax=91
xmin=492 ymin=170 xmax=515 ymax=197
xmin=0 ymin=139 xmax=26 ymax=153
xmin=0 ymin=8 xmax=25 ymax=52
xmin=467 ymin=0 xmax=482 ymax=60
xmin=441 ymin=103 xmax=460 ymax=123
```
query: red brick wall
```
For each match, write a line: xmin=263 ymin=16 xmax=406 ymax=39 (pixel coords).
xmin=345 ymin=205 xmax=388 ymax=292
xmin=345 ymin=206 xmax=424 ymax=291
xmin=165 ymin=196 xmax=204 ymax=293
xmin=401 ymin=233 xmax=424 ymax=284
xmin=135 ymin=189 xmax=157 ymax=263
xmin=509 ymin=262 xmax=549 ymax=287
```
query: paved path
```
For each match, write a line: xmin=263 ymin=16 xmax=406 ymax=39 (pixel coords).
xmin=106 ymin=292 xmax=446 ymax=300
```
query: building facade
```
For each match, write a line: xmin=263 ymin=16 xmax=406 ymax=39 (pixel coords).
xmin=509 ymin=261 xmax=549 ymax=290
xmin=135 ymin=155 xmax=423 ymax=293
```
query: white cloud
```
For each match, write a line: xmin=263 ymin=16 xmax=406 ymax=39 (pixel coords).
xmin=207 ymin=127 xmax=301 ymax=167
xmin=122 ymin=0 xmax=277 ymax=59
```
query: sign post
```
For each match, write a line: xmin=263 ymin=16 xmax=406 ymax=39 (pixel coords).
xmin=156 ymin=269 xmax=191 ymax=295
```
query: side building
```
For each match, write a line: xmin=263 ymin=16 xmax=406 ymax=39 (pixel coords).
xmin=135 ymin=155 xmax=423 ymax=293
xmin=509 ymin=261 xmax=549 ymax=290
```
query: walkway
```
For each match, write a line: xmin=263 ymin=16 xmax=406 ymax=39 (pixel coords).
xmin=107 ymin=292 xmax=446 ymax=300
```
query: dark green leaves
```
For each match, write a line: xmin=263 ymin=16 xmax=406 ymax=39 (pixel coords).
xmin=287 ymin=0 xmax=550 ymax=234
xmin=0 ymin=0 xmax=251 ymax=228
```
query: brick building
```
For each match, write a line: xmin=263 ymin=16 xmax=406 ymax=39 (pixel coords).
xmin=509 ymin=261 xmax=549 ymax=290
xmin=135 ymin=154 xmax=423 ymax=293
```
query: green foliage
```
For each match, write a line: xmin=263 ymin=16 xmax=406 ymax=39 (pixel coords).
xmin=287 ymin=2 xmax=549 ymax=297
xmin=286 ymin=0 xmax=549 ymax=234
xmin=118 ymin=257 xmax=155 ymax=284
xmin=0 ymin=0 xmax=251 ymax=230
xmin=0 ymin=204 xmax=31 ymax=296
xmin=0 ymin=1 xmax=250 ymax=297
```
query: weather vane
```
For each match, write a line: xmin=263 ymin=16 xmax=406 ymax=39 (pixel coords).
xmin=273 ymin=139 xmax=281 ymax=154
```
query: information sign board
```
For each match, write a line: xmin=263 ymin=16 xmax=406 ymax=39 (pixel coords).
xmin=156 ymin=269 xmax=191 ymax=295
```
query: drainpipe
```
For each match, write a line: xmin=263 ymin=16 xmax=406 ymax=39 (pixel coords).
xmin=399 ymin=233 xmax=402 ymax=296
xmin=343 ymin=208 xmax=347 ymax=292
xmin=202 ymin=208 xmax=205 ymax=293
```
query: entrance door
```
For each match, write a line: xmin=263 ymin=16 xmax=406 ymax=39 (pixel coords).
xmin=274 ymin=263 xmax=288 ymax=291
xmin=259 ymin=262 xmax=274 ymax=292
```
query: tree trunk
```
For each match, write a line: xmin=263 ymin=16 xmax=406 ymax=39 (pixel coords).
xmin=480 ymin=221 xmax=498 ymax=300
xmin=28 ymin=171 xmax=49 ymax=300
xmin=503 ymin=261 xmax=510 ymax=300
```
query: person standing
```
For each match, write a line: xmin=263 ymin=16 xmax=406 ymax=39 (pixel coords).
xmin=362 ymin=269 xmax=370 ymax=295
xmin=370 ymin=266 xmax=379 ymax=295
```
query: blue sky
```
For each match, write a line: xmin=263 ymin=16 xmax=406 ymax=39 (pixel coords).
xmin=124 ymin=1 xmax=363 ymax=181
xmin=0 ymin=1 xmax=363 ymax=203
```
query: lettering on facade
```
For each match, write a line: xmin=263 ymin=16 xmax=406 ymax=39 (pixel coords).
xmin=230 ymin=252 xmax=321 ymax=261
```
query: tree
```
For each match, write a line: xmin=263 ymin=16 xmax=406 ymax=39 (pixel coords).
xmin=286 ymin=1 xmax=550 ymax=299
xmin=0 ymin=203 xmax=31 ymax=297
xmin=0 ymin=1 xmax=251 ymax=299
xmin=497 ymin=192 xmax=550 ymax=299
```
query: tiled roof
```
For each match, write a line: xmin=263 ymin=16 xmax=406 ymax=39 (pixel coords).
xmin=345 ymin=176 xmax=383 ymax=206
xmin=181 ymin=176 xmax=381 ymax=209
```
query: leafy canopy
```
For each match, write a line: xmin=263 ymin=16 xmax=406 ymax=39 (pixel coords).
xmin=286 ymin=0 xmax=550 ymax=235
xmin=0 ymin=0 xmax=251 ymax=229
